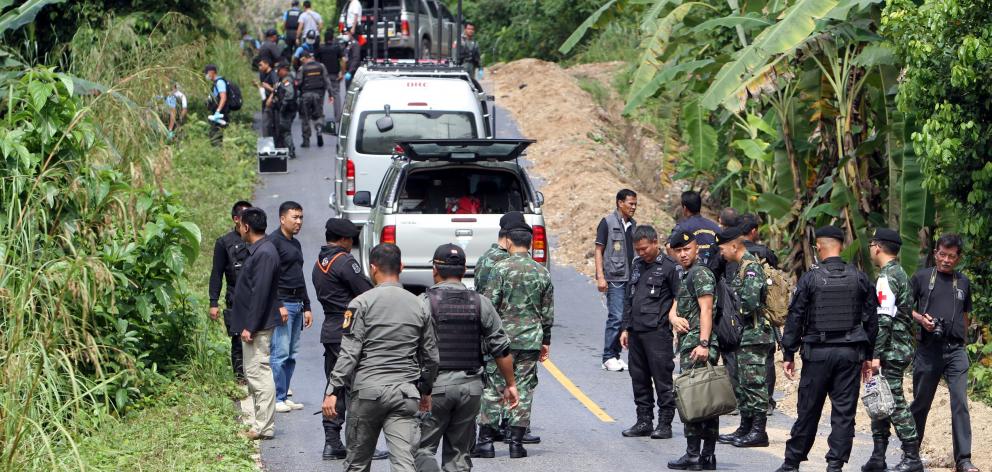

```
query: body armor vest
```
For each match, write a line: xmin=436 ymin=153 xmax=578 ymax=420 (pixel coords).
xmin=427 ymin=288 xmax=483 ymax=371
xmin=285 ymin=8 xmax=301 ymax=30
xmin=809 ymin=265 xmax=861 ymax=334
xmin=300 ymin=62 xmax=325 ymax=92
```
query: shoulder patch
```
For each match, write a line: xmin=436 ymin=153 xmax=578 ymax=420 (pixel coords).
xmin=745 ymin=270 xmax=757 ymax=278
xmin=351 ymin=261 xmax=361 ymax=274
xmin=342 ymin=310 xmax=354 ymax=333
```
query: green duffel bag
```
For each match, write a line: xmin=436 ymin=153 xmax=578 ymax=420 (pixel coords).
xmin=674 ymin=363 xmax=738 ymax=423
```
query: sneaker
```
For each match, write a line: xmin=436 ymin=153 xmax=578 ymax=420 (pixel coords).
xmin=275 ymin=401 xmax=292 ymax=413
xmin=602 ymin=358 xmax=625 ymax=372
xmin=618 ymin=359 xmax=629 ymax=370
xmin=285 ymin=399 xmax=304 ymax=410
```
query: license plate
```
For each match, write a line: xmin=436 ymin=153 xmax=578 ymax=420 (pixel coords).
xmin=377 ymin=25 xmax=395 ymax=37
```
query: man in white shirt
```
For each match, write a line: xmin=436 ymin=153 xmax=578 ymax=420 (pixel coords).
xmin=165 ymin=83 xmax=187 ymax=137
xmin=346 ymin=0 xmax=362 ymax=35
xmin=296 ymin=0 xmax=324 ymax=40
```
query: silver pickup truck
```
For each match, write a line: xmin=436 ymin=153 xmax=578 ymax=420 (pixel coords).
xmin=352 ymin=139 xmax=548 ymax=291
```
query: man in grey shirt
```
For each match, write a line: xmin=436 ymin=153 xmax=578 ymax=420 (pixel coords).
xmin=323 ymin=243 xmax=439 ymax=472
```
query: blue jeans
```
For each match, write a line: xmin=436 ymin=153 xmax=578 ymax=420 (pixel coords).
xmin=271 ymin=300 xmax=303 ymax=402
xmin=602 ymin=282 xmax=626 ymax=362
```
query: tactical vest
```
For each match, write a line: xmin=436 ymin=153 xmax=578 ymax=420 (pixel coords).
xmin=808 ymin=265 xmax=861 ymax=335
xmin=300 ymin=62 xmax=325 ymax=92
xmin=427 ymin=288 xmax=483 ymax=371
xmin=285 ymin=8 xmax=301 ymax=31
xmin=603 ymin=211 xmax=633 ymax=282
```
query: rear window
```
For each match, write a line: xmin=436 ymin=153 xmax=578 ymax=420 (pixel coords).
xmin=395 ymin=168 xmax=527 ymax=214
xmin=357 ymin=111 xmax=477 ymax=155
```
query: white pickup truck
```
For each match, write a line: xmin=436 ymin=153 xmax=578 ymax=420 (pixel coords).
xmin=352 ymin=139 xmax=548 ymax=291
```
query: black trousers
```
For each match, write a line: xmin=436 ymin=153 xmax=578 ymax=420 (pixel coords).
xmin=628 ymin=328 xmax=675 ymax=418
xmin=323 ymin=342 xmax=348 ymax=434
xmin=784 ymin=344 xmax=861 ymax=465
xmin=222 ymin=309 xmax=244 ymax=380
xmin=911 ymin=341 xmax=972 ymax=464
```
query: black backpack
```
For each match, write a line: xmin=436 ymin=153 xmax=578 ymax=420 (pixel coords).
xmin=224 ymin=79 xmax=243 ymax=111
xmin=689 ymin=271 xmax=744 ymax=352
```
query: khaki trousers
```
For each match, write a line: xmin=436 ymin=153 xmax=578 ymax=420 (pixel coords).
xmin=243 ymin=328 xmax=276 ymax=437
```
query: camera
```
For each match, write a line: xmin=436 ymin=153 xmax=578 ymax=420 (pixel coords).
xmin=931 ymin=317 xmax=947 ymax=338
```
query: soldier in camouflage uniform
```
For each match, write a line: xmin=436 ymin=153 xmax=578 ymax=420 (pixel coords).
xmin=667 ymin=229 xmax=721 ymax=471
xmin=474 ymin=219 xmax=554 ymax=460
xmin=863 ymin=228 xmax=923 ymax=472
xmin=715 ymin=226 xmax=772 ymax=448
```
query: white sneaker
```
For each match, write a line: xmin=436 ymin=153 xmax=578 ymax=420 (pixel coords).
xmin=285 ymin=399 xmax=304 ymax=410
xmin=275 ymin=401 xmax=292 ymax=413
xmin=602 ymin=358 xmax=625 ymax=372
xmin=287 ymin=388 xmax=293 ymax=397
xmin=618 ymin=359 xmax=629 ymax=370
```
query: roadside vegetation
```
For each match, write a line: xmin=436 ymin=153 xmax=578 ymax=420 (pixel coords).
xmin=1 ymin=1 xmax=262 ymax=470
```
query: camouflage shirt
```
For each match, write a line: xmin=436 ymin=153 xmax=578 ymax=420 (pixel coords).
xmin=732 ymin=251 xmax=774 ymax=346
xmin=676 ymin=264 xmax=718 ymax=354
xmin=874 ymin=259 xmax=915 ymax=363
xmin=483 ymin=253 xmax=554 ymax=351
xmin=475 ymin=243 xmax=509 ymax=295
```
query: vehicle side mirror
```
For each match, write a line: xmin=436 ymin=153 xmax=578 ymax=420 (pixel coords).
xmin=536 ymin=191 xmax=545 ymax=207
xmin=376 ymin=104 xmax=394 ymax=132
xmin=353 ymin=191 xmax=372 ymax=207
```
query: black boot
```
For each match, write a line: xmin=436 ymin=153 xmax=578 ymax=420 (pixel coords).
xmin=733 ymin=413 xmax=769 ymax=448
xmin=667 ymin=438 xmax=701 ymax=470
xmin=622 ymin=417 xmax=654 ymax=437
xmin=861 ymin=436 xmax=888 ymax=472
xmin=652 ymin=410 xmax=674 ymax=439
xmin=827 ymin=459 xmax=845 ymax=472
xmin=888 ymin=440 xmax=924 ymax=472
xmin=317 ymin=133 xmax=324 ymax=147
xmin=522 ymin=428 xmax=541 ymax=444
xmin=719 ymin=414 xmax=752 ymax=444
xmin=495 ymin=418 xmax=507 ymax=442
xmin=508 ymin=426 xmax=528 ymax=459
xmin=301 ymin=139 xmax=310 ymax=148
xmin=322 ymin=425 xmax=347 ymax=460
xmin=472 ymin=425 xmax=496 ymax=459
xmin=698 ymin=437 xmax=717 ymax=470
xmin=774 ymin=462 xmax=800 ymax=472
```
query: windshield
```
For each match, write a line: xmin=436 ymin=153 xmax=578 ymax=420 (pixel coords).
xmin=357 ymin=111 xmax=477 ymax=155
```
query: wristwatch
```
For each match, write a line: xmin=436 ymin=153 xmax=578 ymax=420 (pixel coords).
xmin=699 ymin=340 xmax=711 ymax=348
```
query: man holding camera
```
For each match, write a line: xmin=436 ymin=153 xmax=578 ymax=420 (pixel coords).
xmin=909 ymin=234 xmax=979 ymax=472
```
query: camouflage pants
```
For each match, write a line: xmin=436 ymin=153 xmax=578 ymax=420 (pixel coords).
xmin=300 ymin=91 xmax=324 ymax=141
xmin=479 ymin=350 xmax=539 ymax=428
xmin=735 ymin=344 xmax=772 ymax=416
xmin=871 ymin=358 xmax=918 ymax=443
xmin=679 ymin=348 xmax=720 ymax=439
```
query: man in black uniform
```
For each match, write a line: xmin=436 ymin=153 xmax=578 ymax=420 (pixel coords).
xmin=909 ymin=234 xmax=979 ymax=472
xmin=283 ymin=0 xmax=302 ymax=60
xmin=254 ymin=58 xmax=278 ymax=137
xmin=297 ymin=52 xmax=333 ymax=148
xmin=208 ymin=200 xmax=253 ymax=383
xmin=316 ymin=30 xmax=345 ymax=131
xmin=258 ymin=29 xmax=284 ymax=72
xmin=312 ymin=218 xmax=389 ymax=461
xmin=740 ymin=212 xmax=779 ymax=415
xmin=267 ymin=62 xmax=297 ymax=159
xmin=775 ymin=226 xmax=878 ymax=472
xmin=618 ymin=225 xmax=680 ymax=440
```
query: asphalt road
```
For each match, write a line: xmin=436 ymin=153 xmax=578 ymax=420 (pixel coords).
xmin=251 ymin=98 xmax=876 ymax=471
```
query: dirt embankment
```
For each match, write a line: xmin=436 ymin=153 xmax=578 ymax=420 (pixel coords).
xmin=487 ymin=59 xmax=682 ymax=275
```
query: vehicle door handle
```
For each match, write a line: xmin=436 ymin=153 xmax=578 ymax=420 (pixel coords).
xmin=455 ymin=230 xmax=473 ymax=237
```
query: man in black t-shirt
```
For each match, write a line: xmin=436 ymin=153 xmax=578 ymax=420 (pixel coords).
xmin=909 ymin=234 xmax=978 ymax=472
xmin=316 ymin=31 xmax=345 ymax=127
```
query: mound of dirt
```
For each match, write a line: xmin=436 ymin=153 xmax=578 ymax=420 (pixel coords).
xmin=487 ymin=59 xmax=679 ymax=276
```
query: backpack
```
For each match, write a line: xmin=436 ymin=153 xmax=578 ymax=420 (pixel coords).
xmin=215 ymin=77 xmax=243 ymax=112
xmin=689 ymin=271 xmax=744 ymax=352
xmin=739 ymin=259 xmax=794 ymax=328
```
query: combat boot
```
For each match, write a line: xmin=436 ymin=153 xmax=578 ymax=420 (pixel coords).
xmin=301 ymin=139 xmax=310 ymax=148
xmin=317 ymin=134 xmax=324 ymax=147
xmin=508 ymin=426 xmax=528 ymax=459
xmin=733 ymin=413 xmax=769 ymax=448
xmin=622 ymin=416 xmax=654 ymax=437
xmin=774 ymin=462 xmax=800 ymax=472
xmin=698 ymin=437 xmax=717 ymax=470
xmin=888 ymin=440 xmax=924 ymax=472
xmin=652 ymin=410 xmax=674 ymax=439
xmin=495 ymin=418 xmax=507 ymax=442
xmin=522 ymin=428 xmax=541 ymax=444
xmin=719 ymin=414 xmax=752 ymax=444
xmin=322 ymin=425 xmax=347 ymax=460
xmin=861 ymin=436 xmax=888 ymax=472
xmin=667 ymin=438 xmax=701 ymax=470
xmin=827 ymin=459 xmax=845 ymax=472
xmin=472 ymin=425 xmax=496 ymax=459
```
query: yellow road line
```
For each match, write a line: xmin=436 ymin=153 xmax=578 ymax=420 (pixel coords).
xmin=541 ymin=359 xmax=615 ymax=423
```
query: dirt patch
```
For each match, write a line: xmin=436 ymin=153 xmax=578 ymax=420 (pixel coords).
xmin=487 ymin=59 xmax=680 ymax=276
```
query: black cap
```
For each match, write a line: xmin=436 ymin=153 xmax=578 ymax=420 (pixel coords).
xmin=504 ymin=219 xmax=532 ymax=234
xmin=265 ymin=28 xmax=278 ymax=37
xmin=669 ymin=228 xmax=696 ymax=249
xmin=433 ymin=243 xmax=466 ymax=266
xmin=325 ymin=218 xmax=360 ymax=239
xmin=203 ymin=64 xmax=217 ymax=73
xmin=499 ymin=211 xmax=526 ymax=230
xmin=276 ymin=61 xmax=290 ymax=70
xmin=872 ymin=228 xmax=902 ymax=246
xmin=815 ymin=225 xmax=845 ymax=242
xmin=716 ymin=225 xmax=744 ymax=245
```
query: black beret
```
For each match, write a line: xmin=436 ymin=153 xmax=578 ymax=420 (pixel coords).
xmin=716 ymin=225 xmax=745 ymax=245
xmin=815 ymin=225 xmax=845 ymax=242
xmin=504 ymin=219 xmax=532 ymax=234
xmin=499 ymin=211 xmax=526 ymax=230
xmin=325 ymin=218 xmax=360 ymax=239
xmin=872 ymin=228 xmax=902 ymax=246
xmin=669 ymin=228 xmax=696 ymax=249
xmin=433 ymin=243 xmax=466 ymax=266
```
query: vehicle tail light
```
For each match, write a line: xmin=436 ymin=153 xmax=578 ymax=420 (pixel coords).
xmin=381 ymin=225 xmax=396 ymax=245
xmin=401 ymin=19 xmax=410 ymax=36
xmin=346 ymin=159 xmax=356 ymax=196
xmin=532 ymin=225 xmax=547 ymax=263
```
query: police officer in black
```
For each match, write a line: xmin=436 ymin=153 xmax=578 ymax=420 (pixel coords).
xmin=208 ymin=200 xmax=253 ymax=383
xmin=619 ymin=225 xmax=680 ymax=440
xmin=311 ymin=218 xmax=388 ymax=461
xmin=283 ymin=0 xmax=302 ymax=60
xmin=775 ymin=226 xmax=879 ymax=472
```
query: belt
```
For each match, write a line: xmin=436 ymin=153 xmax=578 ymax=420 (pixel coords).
xmin=279 ymin=287 xmax=305 ymax=300
xmin=440 ymin=367 xmax=483 ymax=376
